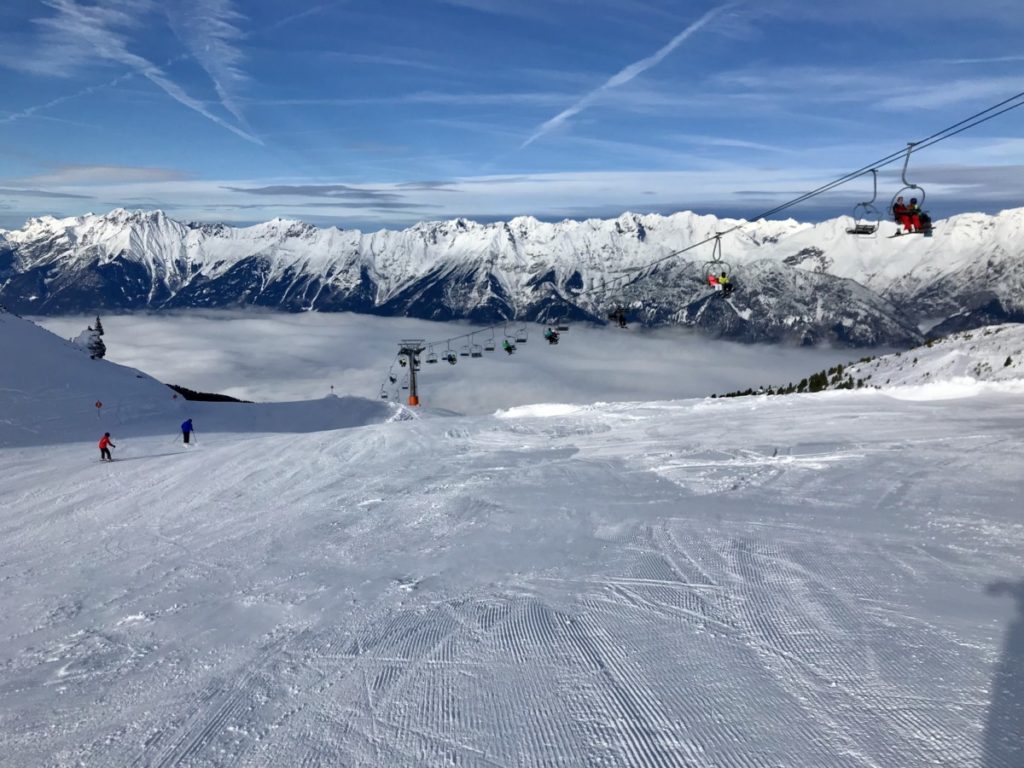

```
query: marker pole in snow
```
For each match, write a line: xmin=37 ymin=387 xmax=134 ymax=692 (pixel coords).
xmin=398 ymin=340 xmax=425 ymax=407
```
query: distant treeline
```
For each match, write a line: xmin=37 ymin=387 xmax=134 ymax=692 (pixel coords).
xmin=713 ymin=360 xmax=875 ymax=399
xmin=168 ymin=384 xmax=251 ymax=403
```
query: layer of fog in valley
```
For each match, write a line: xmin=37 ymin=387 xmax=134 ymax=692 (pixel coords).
xmin=35 ymin=311 xmax=879 ymax=413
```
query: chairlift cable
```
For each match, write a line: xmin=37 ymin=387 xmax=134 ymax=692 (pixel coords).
xmin=590 ymin=90 xmax=1024 ymax=299
xmin=382 ymin=89 xmax=1024 ymax=369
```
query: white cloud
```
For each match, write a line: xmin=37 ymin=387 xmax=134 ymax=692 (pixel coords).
xmin=32 ymin=311 xmax=860 ymax=414
xmin=710 ymin=66 xmax=1024 ymax=114
xmin=165 ymin=0 xmax=253 ymax=128
xmin=875 ymin=78 xmax=1024 ymax=111
xmin=2 ymin=140 xmax=1022 ymax=230
xmin=18 ymin=164 xmax=189 ymax=185
xmin=521 ymin=3 xmax=736 ymax=148
xmin=0 ymin=0 xmax=261 ymax=144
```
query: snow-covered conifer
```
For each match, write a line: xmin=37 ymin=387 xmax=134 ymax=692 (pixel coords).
xmin=72 ymin=325 xmax=106 ymax=359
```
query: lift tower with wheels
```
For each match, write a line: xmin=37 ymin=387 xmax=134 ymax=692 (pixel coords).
xmin=398 ymin=339 xmax=425 ymax=406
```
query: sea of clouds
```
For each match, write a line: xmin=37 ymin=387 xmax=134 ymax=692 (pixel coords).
xmin=36 ymin=311 xmax=872 ymax=415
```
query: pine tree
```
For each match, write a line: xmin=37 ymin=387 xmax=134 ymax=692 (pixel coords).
xmin=87 ymin=328 xmax=106 ymax=359
xmin=73 ymin=325 xmax=106 ymax=359
xmin=94 ymin=316 xmax=104 ymax=336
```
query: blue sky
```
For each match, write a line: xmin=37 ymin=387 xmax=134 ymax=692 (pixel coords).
xmin=1 ymin=0 xmax=1023 ymax=230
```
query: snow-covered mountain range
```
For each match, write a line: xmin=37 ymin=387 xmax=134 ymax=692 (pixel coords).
xmin=2 ymin=206 xmax=1023 ymax=346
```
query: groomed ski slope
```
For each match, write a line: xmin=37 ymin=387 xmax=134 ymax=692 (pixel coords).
xmin=2 ymin=385 xmax=1024 ymax=766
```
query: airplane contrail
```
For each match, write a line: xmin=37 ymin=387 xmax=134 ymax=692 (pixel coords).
xmin=521 ymin=3 xmax=737 ymax=149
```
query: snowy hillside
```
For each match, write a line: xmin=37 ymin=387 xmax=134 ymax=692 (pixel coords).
xmin=0 ymin=307 xmax=181 ymax=446
xmin=713 ymin=322 xmax=1024 ymax=398
xmin=841 ymin=323 xmax=1024 ymax=390
xmin=5 ymin=206 xmax=1024 ymax=345
xmin=0 ymin=308 xmax=394 ymax=447
xmin=2 ymin=356 xmax=1023 ymax=764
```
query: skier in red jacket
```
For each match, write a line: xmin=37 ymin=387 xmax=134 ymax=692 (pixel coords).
xmin=98 ymin=432 xmax=115 ymax=461
xmin=892 ymin=196 xmax=917 ymax=234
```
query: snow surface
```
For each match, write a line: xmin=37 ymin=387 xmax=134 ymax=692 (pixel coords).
xmin=844 ymin=323 xmax=1024 ymax=390
xmin=2 ymin=311 xmax=1024 ymax=766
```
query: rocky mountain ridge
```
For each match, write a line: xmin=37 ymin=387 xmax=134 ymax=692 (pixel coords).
xmin=2 ymin=206 xmax=1023 ymax=346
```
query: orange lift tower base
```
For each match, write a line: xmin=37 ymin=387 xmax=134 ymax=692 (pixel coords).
xmin=398 ymin=340 xmax=425 ymax=406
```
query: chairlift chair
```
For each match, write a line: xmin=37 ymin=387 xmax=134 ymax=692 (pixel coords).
xmin=702 ymin=234 xmax=738 ymax=296
xmin=890 ymin=143 xmax=933 ymax=237
xmin=552 ymin=309 xmax=570 ymax=331
xmin=470 ymin=344 xmax=483 ymax=358
xmin=425 ymin=346 xmax=439 ymax=364
xmin=515 ymin=324 xmax=529 ymax=344
xmin=702 ymin=234 xmax=730 ymax=282
xmin=379 ymin=386 xmax=389 ymax=400
xmin=702 ymin=260 xmax=734 ymax=281
xmin=846 ymin=169 xmax=881 ymax=236
xmin=459 ymin=343 xmax=470 ymax=357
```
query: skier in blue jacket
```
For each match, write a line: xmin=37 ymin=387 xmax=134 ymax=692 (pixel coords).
xmin=181 ymin=418 xmax=195 ymax=444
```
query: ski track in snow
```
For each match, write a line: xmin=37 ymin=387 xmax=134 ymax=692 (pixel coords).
xmin=1 ymin=392 xmax=1023 ymax=766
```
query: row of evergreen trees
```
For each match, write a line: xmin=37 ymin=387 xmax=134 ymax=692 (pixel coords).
xmin=712 ymin=360 xmax=874 ymax=399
